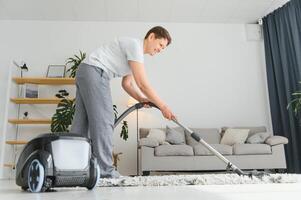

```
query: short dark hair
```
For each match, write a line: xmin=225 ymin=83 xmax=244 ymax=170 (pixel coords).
xmin=144 ymin=26 xmax=172 ymax=46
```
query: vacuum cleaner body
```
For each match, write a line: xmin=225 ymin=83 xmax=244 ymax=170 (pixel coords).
xmin=16 ymin=133 xmax=99 ymax=192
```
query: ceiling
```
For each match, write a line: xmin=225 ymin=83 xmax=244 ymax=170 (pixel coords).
xmin=0 ymin=0 xmax=290 ymax=23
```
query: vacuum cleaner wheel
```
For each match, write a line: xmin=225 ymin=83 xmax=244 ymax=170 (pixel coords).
xmin=27 ymin=159 xmax=47 ymax=192
xmin=95 ymin=165 xmax=100 ymax=187
xmin=87 ymin=164 xmax=100 ymax=190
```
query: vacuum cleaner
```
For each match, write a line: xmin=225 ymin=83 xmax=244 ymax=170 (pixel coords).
xmin=16 ymin=133 xmax=100 ymax=192
xmin=116 ymin=102 xmax=268 ymax=178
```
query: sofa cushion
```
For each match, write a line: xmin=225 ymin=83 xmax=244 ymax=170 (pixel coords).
xmin=185 ymin=128 xmax=221 ymax=146
xmin=147 ymin=128 xmax=166 ymax=144
xmin=246 ymin=132 xmax=271 ymax=144
xmin=221 ymin=126 xmax=266 ymax=137
xmin=193 ymin=144 xmax=232 ymax=155
xmin=265 ymin=136 xmax=289 ymax=146
xmin=139 ymin=128 xmax=164 ymax=139
xmin=233 ymin=144 xmax=271 ymax=155
xmin=165 ymin=126 xmax=186 ymax=145
xmin=220 ymin=129 xmax=249 ymax=145
xmin=155 ymin=144 xmax=193 ymax=156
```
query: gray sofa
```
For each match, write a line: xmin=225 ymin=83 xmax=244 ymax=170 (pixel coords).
xmin=139 ymin=126 xmax=288 ymax=175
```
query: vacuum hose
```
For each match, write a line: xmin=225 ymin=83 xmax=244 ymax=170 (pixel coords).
xmin=114 ymin=102 xmax=158 ymax=128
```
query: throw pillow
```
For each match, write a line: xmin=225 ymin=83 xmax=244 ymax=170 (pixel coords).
xmin=220 ymin=128 xmax=249 ymax=145
xmin=139 ymin=138 xmax=159 ymax=147
xmin=265 ymin=136 xmax=289 ymax=146
xmin=165 ymin=126 xmax=185 ymax=145
xmin=147 ymin=128 xmax=166 ymax=144
xmin=162 ymin=141 xmax=171 ymax=145
xmin=246 ymin=132 xmax=271 ymax=144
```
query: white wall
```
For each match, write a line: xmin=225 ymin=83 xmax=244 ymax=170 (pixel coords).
xmin=0 ymin=20 xmax=271 ymax=178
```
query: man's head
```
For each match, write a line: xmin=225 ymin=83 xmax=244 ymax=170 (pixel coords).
xmin=144 ymin=26 xmax=172 ymax=56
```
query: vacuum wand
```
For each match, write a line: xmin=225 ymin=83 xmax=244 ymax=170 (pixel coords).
xmin=115 ymin=102 xmax=267 ymax=178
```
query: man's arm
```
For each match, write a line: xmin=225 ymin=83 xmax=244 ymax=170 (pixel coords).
xmin=126 ymin=61 xmax=176 ymax=120
xmin=128 ymin=61 xmax=167 ymax=110
xmin=121 ymin=74 xmax=146 ymax=102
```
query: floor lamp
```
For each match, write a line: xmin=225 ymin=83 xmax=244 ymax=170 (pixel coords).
xmin=127 ymin=97 xmax=139 ymax=175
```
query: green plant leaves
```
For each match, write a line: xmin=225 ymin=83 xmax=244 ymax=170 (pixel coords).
xmin=113 ymin=104 xmax=118 ymax=120
xmin=288 ymin=83 xmax=301 ymax=116
xmin=66 ymin=50 xmax=86 ymax=78
xmin=120 ymin=121 xmax=129 ymax=141
xmin=114 ymin=104 xmax=129 ymax=141
xmin=51 ymin=98 xmax=75 ymax=133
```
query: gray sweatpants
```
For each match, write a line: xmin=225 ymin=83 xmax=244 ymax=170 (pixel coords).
xmin=71 ymin=63 xmax=115 ymax=177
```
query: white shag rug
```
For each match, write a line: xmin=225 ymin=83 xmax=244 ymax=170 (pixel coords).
xmin=98 ymin=173 xmax=301 ymax=187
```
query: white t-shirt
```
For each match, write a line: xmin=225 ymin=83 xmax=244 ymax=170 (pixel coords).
xmin=84 ymin=37 xmax=144 ymax=78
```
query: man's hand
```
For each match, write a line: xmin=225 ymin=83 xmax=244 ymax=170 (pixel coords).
xmin=160 ymin=105 xmax=177 ymax=121
xmin=139 ymin=97 xmax=151 ymax=108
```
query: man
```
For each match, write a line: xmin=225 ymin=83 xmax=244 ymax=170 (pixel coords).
xmin=71 ymin=26 xmax=176 ymax=178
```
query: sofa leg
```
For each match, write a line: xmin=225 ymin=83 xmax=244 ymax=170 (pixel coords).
xmin=142 ymin=171 xmax=150 ymax=176
xmin=266 ymin=169 xmax=276 ymax=173
xmin=275 ymin=168 xmax=287 ymax=173
xmin=264 ymin=169 xmax=273 ymax=173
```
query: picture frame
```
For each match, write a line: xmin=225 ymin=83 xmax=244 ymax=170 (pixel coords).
xmin=23 ymin=84 xmax=39 ymax=98
xmin=46 ymin=65 xmax=66 ymax=78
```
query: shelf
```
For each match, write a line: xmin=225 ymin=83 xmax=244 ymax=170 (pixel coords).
xmin=10 ymin=98 xmax=74 ymax=104
xmin=4 ymin=163 xmax=15 ymax=168
xmin=4 ymin=77 xmax=71 ymax=175
xmin=6 ymin=140 xmax=28 ymax=145
xmin=8 ymin=119 xmax=52 ymax=124
xmin=12 ymin=77 xmax=75 ymax=85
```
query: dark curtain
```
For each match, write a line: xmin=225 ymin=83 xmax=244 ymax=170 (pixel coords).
xmin=263 ymin=0 xmax=301 ymax=173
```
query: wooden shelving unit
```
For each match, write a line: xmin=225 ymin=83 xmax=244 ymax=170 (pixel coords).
xmin=6 ymin=140 xmax=28 ymax=145
xmin=3 ymin=76 xmax=75 ymax=175
xmin=10 ymin=98 xmax=74 ymax=104
xmin=12 ymin=77 xmax=75 ymax=85
xmin=8 ymin=119 xmax=52 ymax=124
